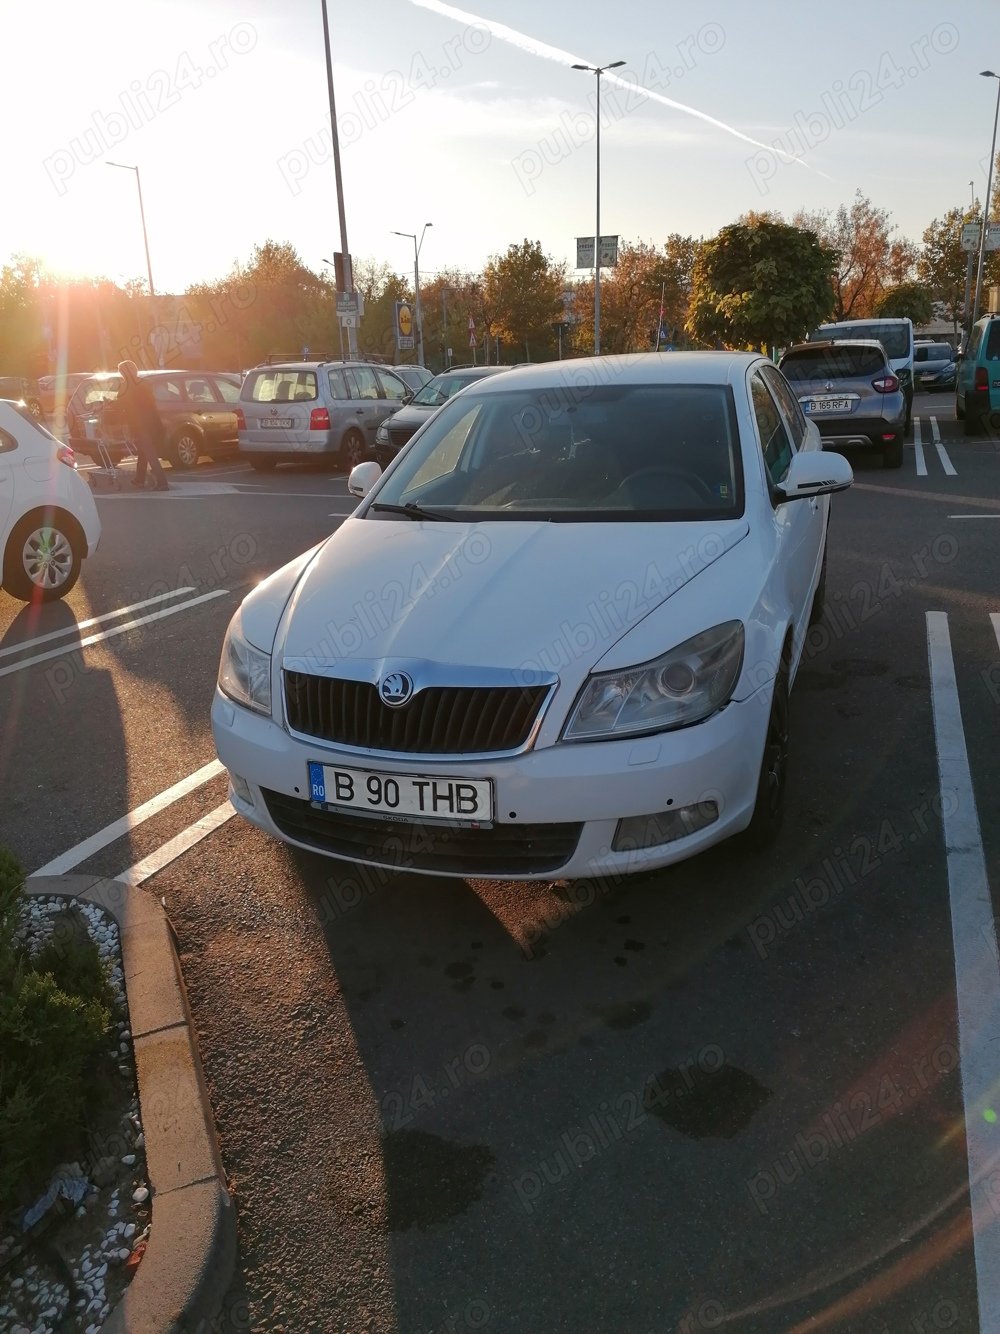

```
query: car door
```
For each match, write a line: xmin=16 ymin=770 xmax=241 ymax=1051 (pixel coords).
xmin=208 ymin=375 xmax=242 ymax=448
xmin=182 ymin=375 xmax=226 ymax=448
xmin=0 ymin=426 xmax=17 ymax=545
xmin=762 ymin=362 xmax=826 ymax=601
xmin=343 ymin=366 xmax=382 ymax=447
xmin=959 ymin=323 xmax=983 ymax=413
xmin=750 ymin=369 xmax=817 ymax=659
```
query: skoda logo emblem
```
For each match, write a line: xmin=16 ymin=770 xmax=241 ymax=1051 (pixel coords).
xmin=379 ymin=671 xmax=413 ymax=707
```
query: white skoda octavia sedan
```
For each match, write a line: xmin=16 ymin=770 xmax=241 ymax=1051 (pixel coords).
xmin=212 ymin=354 xmax=851 ymax=881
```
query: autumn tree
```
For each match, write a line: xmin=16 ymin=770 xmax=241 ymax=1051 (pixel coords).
xmin=794 ymin=192 xmax=902 ymax=320
xmin=570 ymin=239 xmax=700 ymax=355
xmin=918 ymin=204 xmax=1000 ymax=331
xmin=873 ymin=282 xmax=933 ymax=324
xmin=686 ymin=218 xmax=836 ymax=353
xmin=481 ymin=240 xmax=566 ymax=362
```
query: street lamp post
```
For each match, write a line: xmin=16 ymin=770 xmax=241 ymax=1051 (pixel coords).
xmin=572 ymin=59 xmax=624 ymax=356
xmin=972 ymin=70 xmax=1000 ymax=331
xmin=391 ymin=224 xmax=432 ymax=365
xmin=320 ymin=0 xmax=356 ymax=356
xmin=106 ymin=161 xmax=157 ymax=363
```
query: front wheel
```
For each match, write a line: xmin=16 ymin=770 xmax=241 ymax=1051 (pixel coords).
xmin=3 ymin=515 xmax=82 ymax=602
xmin=169 ymin=429 xmax=202 ymax=470
xmin=340 ymin=429 xmax=365 ymax=470
xmin=744 ymin=670 xmax=789 ymax=849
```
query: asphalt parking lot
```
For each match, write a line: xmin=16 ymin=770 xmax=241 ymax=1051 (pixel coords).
xmin=3 ymin=393 xmax=1000 ymax=1331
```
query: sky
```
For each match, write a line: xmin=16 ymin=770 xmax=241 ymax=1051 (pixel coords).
xmin=4 ymin=0 xmax=1000 ymax=295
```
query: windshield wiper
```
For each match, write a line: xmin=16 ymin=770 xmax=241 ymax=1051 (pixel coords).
xmin=370 ymin=501 xmax=457 ymax=522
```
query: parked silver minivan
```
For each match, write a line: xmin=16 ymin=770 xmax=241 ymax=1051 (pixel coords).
xmin=237 ymin=360 xmax=411 ymax=472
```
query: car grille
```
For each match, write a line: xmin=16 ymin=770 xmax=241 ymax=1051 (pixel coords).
xmin=284 ymin=671 xmax=549 ymax=755
xmin=388 ymin=420 xmax=419 ymax=447
xmin=261 ymin=789 xmax=582 ymax=875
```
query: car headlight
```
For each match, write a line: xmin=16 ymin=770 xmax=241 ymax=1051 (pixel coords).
xmin=376 ymin=420 xmax=390 ymax=444
xmin=562 ymin=621 xmax=745 ymax=741
xmin=218 ymin=611 xmax=272 ymax=714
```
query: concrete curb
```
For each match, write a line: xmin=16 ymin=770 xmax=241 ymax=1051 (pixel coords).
xmin=25 ymin=874 xmax=236 ymax=1334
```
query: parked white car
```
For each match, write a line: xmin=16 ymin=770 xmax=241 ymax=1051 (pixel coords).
xmin=212 ymin=353 xmax=852 ymax=881
xmin=0 ymin=400 xmax=101 ymax=602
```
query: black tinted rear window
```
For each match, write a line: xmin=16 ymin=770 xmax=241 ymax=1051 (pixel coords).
xmin=781 ymin=346 xmax=886 ymax=381
xmin=985 ymin=322 xmax=1000 ymax=360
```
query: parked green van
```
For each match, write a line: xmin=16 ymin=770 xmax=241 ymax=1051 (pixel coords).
xmin=956 ymin=314 xmax=1000 ymax=436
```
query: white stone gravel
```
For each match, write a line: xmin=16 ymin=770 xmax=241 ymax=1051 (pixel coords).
xmin=2 ymin=896 xmax=151 ymax=1334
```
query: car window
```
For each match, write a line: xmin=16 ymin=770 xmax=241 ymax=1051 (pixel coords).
xmin=212 ymin=377 xmax=241 ymax=403
xmin=82 ymin=379 xmax=121 ymax=406
xmin=370 ymin=383 xmax=743 ymax=521
xmin=0 ymin=427 xmax=17 ymax=454
xmin=184 ymin=377 xmax=216 ymax=404
xmin=986 ymin=322 xmax=1000 ymax=361
xmin=781 ymin=345 xmax=886 ymax=380
xmin=760 ymin=364 xmax=807 ymax=449
xmin=150 ymin=376 xmax=183 ymax=406
xmin=245 ymin=370 xmax=318 ymax=403
xmin=751 ymin=372 xmax=793 ymax=487
xmin=968 ymin=325 xmax=984 ymax=359
xmin=349 ymin=366 xmax=380 ymax=400
xmin=914 ymin=346 xmax=929 ymax=363
xmin=328 ymin=369 xmax=350 ymax=400
xmin=376 ymin=369 xmax=409 ymax=403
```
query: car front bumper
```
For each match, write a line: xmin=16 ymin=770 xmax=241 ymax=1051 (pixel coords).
xmin=211 ymin=679 xmax=772 ymax=881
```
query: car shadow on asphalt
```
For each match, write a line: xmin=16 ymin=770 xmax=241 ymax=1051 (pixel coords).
xmin=0 ymin=594 xmax=128 ymax=869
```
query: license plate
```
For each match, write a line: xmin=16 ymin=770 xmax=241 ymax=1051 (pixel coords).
xmin=806 ymin=398 xmax=852 ymax=413
xmin=259 ymin=417 xmax=294 ymax=428
xmin=308 ymin=762 xmax=493 ymax=824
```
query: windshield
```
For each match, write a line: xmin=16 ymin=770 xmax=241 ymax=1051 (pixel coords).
xmin=781 ymin=345 xmax=887 ymax=381
xmin=813 ymin=322 xmax=911 ymax=359
xmin=412 ymin=374 xmax=483 ymax=408
xmin=367 ymin=383 xmax=743 ymax=522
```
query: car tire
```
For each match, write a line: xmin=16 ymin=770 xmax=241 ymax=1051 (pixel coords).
xmin=3 ymin=511 xmax=82 ymax=602
xmin=964 ymin=408 xmax=983 ymax=437
xmin=26 ymin=398 xmax=43 ymax=421
xmin=249 ymin=458 xmax=277 ymax=472
xmin=169 ymin=428 xmax=202 ymax=470
xmin=341 ymin=429 xmax=365 ymax=470
xmin=744 ymin=668 xmax=789 ymax=849
xmin=883 ymin=435 xmax=903 ymax=468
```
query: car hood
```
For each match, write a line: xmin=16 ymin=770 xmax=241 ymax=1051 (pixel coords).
xmin=277 ymin=516 xmax=750 ymax=678
xmin=385 ymin=403 xmax=439 ymax=429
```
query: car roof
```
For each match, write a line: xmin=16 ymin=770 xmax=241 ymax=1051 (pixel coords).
xmin=783 ymin=339 xmax=885 ymax=353
xmin=465 ymin=352 xmax=767 ymax=394
xmin=247 ymin=359 xmax=394 ymax=372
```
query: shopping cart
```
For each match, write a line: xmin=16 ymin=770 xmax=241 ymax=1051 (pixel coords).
xmin=86 ymin=403 xmax=139 ymax=492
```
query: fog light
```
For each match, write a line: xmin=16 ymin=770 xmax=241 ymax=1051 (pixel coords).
xmin=613 ymin=801 xmax=719 ymax=852
xmin=229 ymin=772 xmax=253 ymax=805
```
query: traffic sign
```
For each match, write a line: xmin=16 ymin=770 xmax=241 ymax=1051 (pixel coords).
xmin=961 ymin=222 xmax=1000 ymax=252
xmin=468 ymin=315 xmax=475 ymax=331
xmin=340 ymin=314 xmax=357 ymax=329
xmin=469 ymin=332 xmax=477 ymax=347
xmin=576 ymin=235 xmax=619 ymax=268
xmin=336 ymin=293 xmax=359 ymax=315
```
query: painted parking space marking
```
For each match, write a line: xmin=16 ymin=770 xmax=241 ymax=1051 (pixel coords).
xmin=0 ymin=588 xmax=195 ymax=661
xmin=30 ymin=759 xmax=226 ymax=876
xmin=913 ymin=418 xmax=927 ymax=476
xmin=0 ymin=588 xmax=229 ymax=681
xmin=116 ymin=800 xmax=235 ymax=887
xmin=930 ymin=417 xmax=958 ymax=476
xmin=926 ymin=610 xmax=1000 ymax=1329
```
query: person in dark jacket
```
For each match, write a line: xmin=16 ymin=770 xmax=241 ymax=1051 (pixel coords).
xmin=116 ymin=361 xmax=169 ymax=491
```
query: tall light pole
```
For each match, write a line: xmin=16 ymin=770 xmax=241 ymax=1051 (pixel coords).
xmin=391 ymin=223 xmax=432 ymax=364
xmin=972 ymin=70 xmax=1000 ymax=331
xmin=572 ymin=59 xmax=624 ymax=356
xmin=106 ymin=161 xmax=157 ymax=363
xmin=320 ymin=0 xmax=356 ymax=356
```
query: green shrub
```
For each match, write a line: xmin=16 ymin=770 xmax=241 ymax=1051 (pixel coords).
xmin=0 ymin=847 xmax=113 ymax=1218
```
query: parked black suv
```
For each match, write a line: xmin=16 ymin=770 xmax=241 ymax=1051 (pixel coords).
xmin=68 ymin=369 xmax=242 ymax=469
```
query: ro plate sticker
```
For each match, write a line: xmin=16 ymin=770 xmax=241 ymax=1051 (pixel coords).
xmin=308 ymin=762 xmax=326 ymax=801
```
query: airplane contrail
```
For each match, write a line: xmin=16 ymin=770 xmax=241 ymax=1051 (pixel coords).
xmin=408 ymin=0 xmax=812 ymax=168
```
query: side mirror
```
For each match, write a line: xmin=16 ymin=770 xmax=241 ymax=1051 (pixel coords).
xmin=777 ymin=450 xmax=853 ymax=502
xmin=402 ymin=389 xmax=414 ymax=404
xmin=348 ymin=460 xmax=382 ymax=498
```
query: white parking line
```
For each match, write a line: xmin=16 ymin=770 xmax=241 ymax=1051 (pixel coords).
xmin=0 ymin=588 xmax=195 ymax=661
xmin=116 ymin=800 xmax=235 ymax=887
xmin=0 ymin=588 xmax=229 ymax=681
xmin=992 ymin=614 xmax=1000 ymax=655
xmin=930 ymin=417 xmax=958 ymax=476
xmin=948 ymin=515 xmax=1000 ymax=520
xmin=30 ymin=759 xmax=225 ymax=876
xmin=926 ymin=611 xmax=1000 ymax=1328
xmin=913 ymin=418 xmax=927 ymax=476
